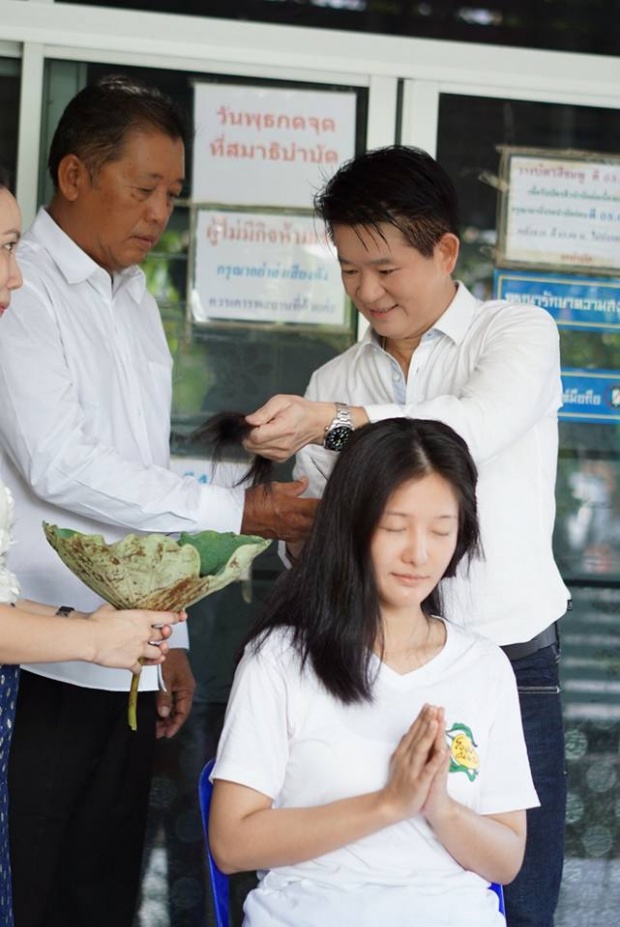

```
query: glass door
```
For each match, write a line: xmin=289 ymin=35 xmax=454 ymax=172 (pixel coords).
xmin=434 ymin=91 xmax=620 ymax=927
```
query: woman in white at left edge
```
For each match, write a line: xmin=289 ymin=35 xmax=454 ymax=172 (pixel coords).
xmin=0 ymin=167 xmax=185 ymax=927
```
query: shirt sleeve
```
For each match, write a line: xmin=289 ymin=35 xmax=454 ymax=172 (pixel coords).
xmin=0 ymin=277 xmax=244 ymax=536
xmin=292 ymin=372 xmax=333 ymax=495
xmin=476 ymin=649 xmax=540 ymax=815
xmin=365 ymin=305 xmax=562 ymax=465
xmin=213 ymin=635 xmax=293 ymax=800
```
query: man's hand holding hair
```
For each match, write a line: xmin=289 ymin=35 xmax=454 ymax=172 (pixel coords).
xmin=244 ymin=394 xmax=368 ymax=461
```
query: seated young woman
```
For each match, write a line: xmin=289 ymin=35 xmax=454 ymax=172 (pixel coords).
xmin=209 ymin=417 xmax=538 ymax=926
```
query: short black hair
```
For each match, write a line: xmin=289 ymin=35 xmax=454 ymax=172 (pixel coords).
xmin=314 ymin=145 xmax=460 ymax=257
xmin=0 ymin=164 xmax=11 ymax=190
xmin=48 ymin=74 xmax=189 ymax=189
xmin=247 ymin=417 xmax=481 ymax=704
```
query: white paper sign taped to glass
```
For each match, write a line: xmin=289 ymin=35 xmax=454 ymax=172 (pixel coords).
xmin=193 ymin=83 xmax=356 ymax=208
xmin=497 ymin=148 xmax=620 ymax=274
xmin=191 ymin=208 xmax=346 ymax=326
xmin=561 ymin=370 xmax=620 ymax=424
xmin=494 ymin=269 xmax=620 ymax=332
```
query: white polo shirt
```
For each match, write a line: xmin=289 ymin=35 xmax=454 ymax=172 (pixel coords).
xmin=0 ymin=208 xmax=244 ymax=691
xmin=294 ymin=283 xmax=570 ymax=646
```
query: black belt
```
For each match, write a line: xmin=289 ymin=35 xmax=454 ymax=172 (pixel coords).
xmin=501 ymin=622 xmax=559 ymax=662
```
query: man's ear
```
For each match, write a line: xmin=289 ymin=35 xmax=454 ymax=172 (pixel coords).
xmin=436 ymin=233 xmax=460 ymax=274
xmin=56 ymin=154 xmax=90 ymax=202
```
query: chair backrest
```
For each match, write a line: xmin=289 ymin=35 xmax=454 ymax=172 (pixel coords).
xmin=490 ymin=881 xmax=505 ymax=915
xmin=198 ymin=757 xmax=504 ymax=924
xmin=198 ymin=758 xmax=230 ymax=927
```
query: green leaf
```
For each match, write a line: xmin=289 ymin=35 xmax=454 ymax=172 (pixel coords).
xmin=42 ymin=522 xmax=271 ymax=611
xmin=178 ymin=530 xmax=266 ymax=576
xmin=56 ymin=528 xmax=78 ymax=539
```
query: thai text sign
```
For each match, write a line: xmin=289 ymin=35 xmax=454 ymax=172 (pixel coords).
xmin=191 ymin=209 xmax=345 ymax=326
xmin=560 ymin=370 xmax=620 ymax=424
xmin=498 ymin=149 xmax=620 ymax=273
xmin=494 ymin=269 xmax=620 ymax=332
xmin=193 ymin=83 xmax=356 ymax=208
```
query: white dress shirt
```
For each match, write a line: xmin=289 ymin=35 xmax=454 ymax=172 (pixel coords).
xmin=295 ymin=283 xmax=570 ymax=646
xmin=0 ymin=208 xmax=244 ymax=691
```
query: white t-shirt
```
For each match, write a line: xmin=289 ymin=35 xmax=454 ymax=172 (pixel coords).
xmin=294 ymin=283 xmax=570 ymax=646
xmin=214 ymin=622 xmax=539 ymax=927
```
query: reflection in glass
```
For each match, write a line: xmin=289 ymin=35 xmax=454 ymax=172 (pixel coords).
xmin=438 ymin=93 xmax=620 ymax=927
xmin=60 ymin=0 xmax=620 ymax=58
xmin=0 ymin=58 xmax=21 ymax=185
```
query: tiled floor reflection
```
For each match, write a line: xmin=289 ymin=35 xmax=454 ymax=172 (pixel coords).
xmin=136 ymin=702 xmax=226 ymax=927
xmin=557 ymin=858 xmax=620 ymax=926
xmin=561 ymin=589 xmax=620 ymax=879
xmin=138 ymin=847 xmax=167 ymax=927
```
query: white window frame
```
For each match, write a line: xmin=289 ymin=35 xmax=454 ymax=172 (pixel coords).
xmin=3 ymin=0 xmax=620 ymax=336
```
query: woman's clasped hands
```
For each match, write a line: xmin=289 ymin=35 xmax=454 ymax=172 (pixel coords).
xmin=382 ymin=704 xmax=452 ymax=826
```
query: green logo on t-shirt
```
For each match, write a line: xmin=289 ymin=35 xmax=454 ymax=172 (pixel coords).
xmin=446 ymin=723 xmax=480 ymax=781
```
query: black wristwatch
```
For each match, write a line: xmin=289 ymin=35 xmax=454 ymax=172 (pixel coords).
xmin=323 ymin=402 xmax=354 ymax=452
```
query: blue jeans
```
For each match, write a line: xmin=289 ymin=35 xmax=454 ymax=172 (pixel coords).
xmin=503 ymin=643 xmax=566 ymax=927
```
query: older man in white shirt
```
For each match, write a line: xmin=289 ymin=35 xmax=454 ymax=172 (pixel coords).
xmin=0 ymin=75 xmax=315 ymax=927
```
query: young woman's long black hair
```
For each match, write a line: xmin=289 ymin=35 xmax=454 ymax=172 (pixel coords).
xmin=247 ymin=417 xmax=481 ymax=704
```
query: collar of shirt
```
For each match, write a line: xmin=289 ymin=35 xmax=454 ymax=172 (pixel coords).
xmin=430 ymin=282 xmax=477 ymax=345
xmin=30 ymin=207 xmax=146 ymax=304
xmin=361 ymin=281 xmax=477 ymax=357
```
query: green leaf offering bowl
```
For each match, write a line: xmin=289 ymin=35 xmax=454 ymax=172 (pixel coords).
xmin=43 ymin=523 xmax=271 ymax=728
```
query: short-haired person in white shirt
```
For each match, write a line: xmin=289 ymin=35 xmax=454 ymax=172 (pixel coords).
xmin=243 ymin=145 xmax=569 ymax=927
xmin=211 ymin=417 xmax=539 ymax=927
xmin=0 ymin=77 xmax=316 ymax=927
xmin=0 ymin=168 xmax=186 ymax=927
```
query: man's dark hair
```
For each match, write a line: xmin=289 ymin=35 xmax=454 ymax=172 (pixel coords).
xmin=314 ymin=145 xmax=460 ymax=257
xmin=246 ymin=417 xmax=481 ymax=705
xmin=48 ymin=74 xmax=189 ymax=189
xmin=0 ymin=164 xmax=11 ymax=190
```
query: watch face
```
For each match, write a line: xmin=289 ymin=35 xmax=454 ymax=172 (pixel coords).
xmin=324 ymin=425 xmax=353 ymax=452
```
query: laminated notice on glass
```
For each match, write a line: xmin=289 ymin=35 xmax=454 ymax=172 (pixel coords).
xmin=494 ymin=269 xmax=620 ymax=333
xmin=192 ymin=83 xmax=356 ymax=209
xmin=497 ymin=147 xmax=620 ymax=274
xmin=560 ymin=370 xmax=620 ymax=424
xmin=191 ymin=207 xmax=346 ymax=327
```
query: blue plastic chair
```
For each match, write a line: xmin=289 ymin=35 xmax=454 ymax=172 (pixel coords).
xmin=490 ymin=880 xmax=506 ymax=915
xmin=199 ymin=758 xmax=230 ymax=927
xmin=198 ymin=757 xmax=505 ymax=924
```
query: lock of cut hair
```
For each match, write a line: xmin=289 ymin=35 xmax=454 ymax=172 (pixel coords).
xmin=190 ymin=412 xmax=275 ymax=488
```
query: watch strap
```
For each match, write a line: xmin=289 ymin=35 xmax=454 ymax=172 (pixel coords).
xmin=325 ymin=402 xmax=352 ymax=435
xmin=323 ymin=402 xmax=354 ymax=451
